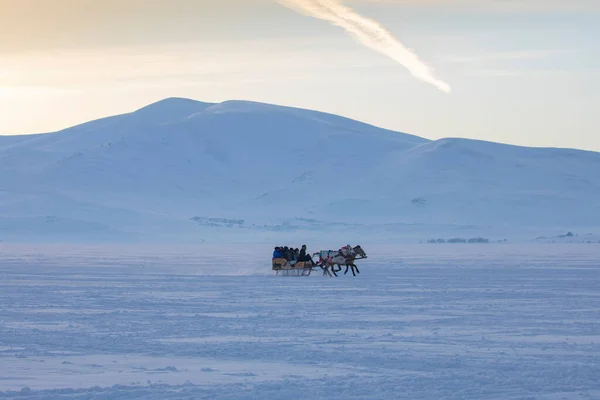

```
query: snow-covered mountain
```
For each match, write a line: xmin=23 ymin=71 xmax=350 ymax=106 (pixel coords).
xmin=1 ymin=97 xmax=599 ymax=242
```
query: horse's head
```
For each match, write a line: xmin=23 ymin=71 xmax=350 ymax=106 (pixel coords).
xmin=353 ymin=245 xmax=366 ymax=258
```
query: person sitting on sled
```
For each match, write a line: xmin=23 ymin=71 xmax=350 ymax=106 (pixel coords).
xmin=298 ymin=245 xmax=314 ymax=265
xmin=273 ymin=247 xmax=283 ymax=259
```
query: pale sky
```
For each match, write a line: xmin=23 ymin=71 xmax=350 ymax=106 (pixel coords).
xmin=1 ymin=0 xmax=599 ymax=151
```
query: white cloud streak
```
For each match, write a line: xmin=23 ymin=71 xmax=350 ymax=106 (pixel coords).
xmin=277 ymin=0 xmax=451 ymax=93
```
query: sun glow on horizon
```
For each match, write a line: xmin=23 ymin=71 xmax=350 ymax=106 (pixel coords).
xmin=0 ymin=0 xmax=598 ymax=152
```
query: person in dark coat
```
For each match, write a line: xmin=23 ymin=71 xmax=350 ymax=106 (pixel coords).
xmin=298 ymin=245 xmax=313 ymax=263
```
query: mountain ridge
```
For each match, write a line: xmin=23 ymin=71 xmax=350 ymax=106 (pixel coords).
xmin=1 ymin=97 xmax=599 ymax=243
xmin=3 ymin=97 xmax=598 ymax=153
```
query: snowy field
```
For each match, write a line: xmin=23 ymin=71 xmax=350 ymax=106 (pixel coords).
xmin=1 ymin=243 xmax=599 ymax=400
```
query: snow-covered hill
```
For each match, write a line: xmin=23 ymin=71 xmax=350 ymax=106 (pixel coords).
xmin=1 ymin=97 xmax=599 ymax=242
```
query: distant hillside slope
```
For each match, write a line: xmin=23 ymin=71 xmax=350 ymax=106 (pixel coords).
xmin=1 ymin=97 xmax=598 ymax=242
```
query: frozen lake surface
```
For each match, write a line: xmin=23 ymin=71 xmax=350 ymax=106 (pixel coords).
xmin=1 ymin=243 xmax=599 ymax=399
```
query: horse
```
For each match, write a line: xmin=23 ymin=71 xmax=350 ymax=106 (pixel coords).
xmin=314 ymin=245 xmax=367 ymax=277
xmin=312 ymin=251 xmax=341 ymax=277
xmin=337 ymin=245 xmax=367 ymax=276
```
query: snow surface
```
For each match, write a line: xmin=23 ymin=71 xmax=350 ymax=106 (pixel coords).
xmin=2 ymin=97 xmax=600 ymax=242
xmin=1 ymin=243 xmax=599 ymax=399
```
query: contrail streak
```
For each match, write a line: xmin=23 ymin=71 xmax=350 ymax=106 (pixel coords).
xmin=277 ymin=0 xmax=451 ymax=93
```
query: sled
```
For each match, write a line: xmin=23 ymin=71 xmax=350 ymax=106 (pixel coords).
xmin=272 ymin=258 xmax=314 ymax=276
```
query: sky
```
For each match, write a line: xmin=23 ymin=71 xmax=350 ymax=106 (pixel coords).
xmin=1 ymin=0 xmax=599 ymax=151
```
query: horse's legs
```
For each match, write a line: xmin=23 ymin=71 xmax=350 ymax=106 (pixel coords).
xmin=344 ymin=265 xmax=349 ymax=275
xmin=322 ymin=264 xmax=335 ymax=277
xmin=354 ymin=264 xmax=360 ymax=275
xmin=331 ymin=265 xmax=338 ymax=277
